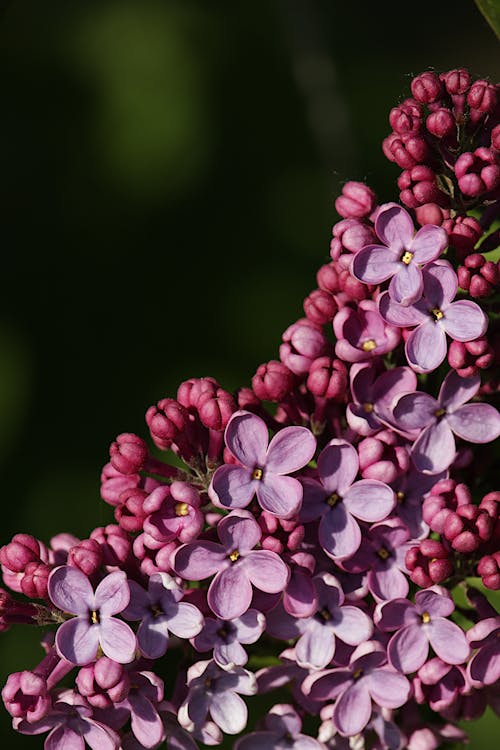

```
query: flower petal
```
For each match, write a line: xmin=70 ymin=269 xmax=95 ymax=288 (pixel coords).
xmin=209 ymin=465 xmax=257 ymax=510
xmin=319 ymin=505 xmax=361 ymax=560
xmin=317 ymin=440 xmax=359 ymax=496
xmin=388 ymin=623 xmax=429 ymax=673
xmin=344 ymin=480 xmax=395 ymax=522
xmin=427 ymin=618 xmax=470 ymax=665
xmin=333 ymin=679 xmax=372 ymax=736
xmin=379 ymin=292 xmax=427 ymax=327
xmin=99 ymin=618 xmax=137 ymax=663
xmin=352 ymin=245 xmax=399 ymax=284
xmin=242 ymin=550 xmax=289 ymax=593
xmin=441 ymin=300 xmax=487 ymax=342
xmin=48 ymin=566 xmax=94 ymax=615
xmin=405 ymin=321 xmax=447 ymax=373
xmin=82 ymin=720 xmax=120 ymax=750
xmin=46 ymin=726 xmax=84 ymax=750
xmin=392 ymin=392 xmax=437 ymax=431
xmin=129 ymin=693 xmax=164 ymax=747
xmin=55 ymin=618 xmax=100 ymax=665
xmin=438 ymin=370 xmax=480 ymax=410
xmin=296 ymin=624 xmax=335 ymax=670
xmin=224 ymin=411 xmax=268 ymax=466
xmin=389 ymin=262 xmax=423 ymax=306
xmin=137 ymin=616 xmax=169 ymax=659
xmin=217 ymin=512 xmax=261 ymax=555
xmin=265 ymin=426 xmax=316 ymax=474
xmin=210 ymin=690 xmax=248 ymax=735
xmin=95 ymin=572 xmax=130 ymax=616
xmin=166 ymin=602 xmax=204 ymax=639
xmin=331 ymin=605 xmax=373 ymax=646
xmin=376 ymin=204 xmax=415 ymax=252
xmin=208 ymin=567 xmax=253 ymax=620
xmin=173 ymin=542 xmax=227 ymax=581
xmin=257 ymin=474 xmax=303 ymax=518
xmin=367 ymin=668 xmax=410 ymax=708
xmin=411 ymin=420 xmax=456 ymax=474
xmin=422 ymin=261 xmax=457 ymax=307
xmin=411 ymin=224 xmax=448 ymax=263
xmin=446 ymin=404 xmax=500 ymax=444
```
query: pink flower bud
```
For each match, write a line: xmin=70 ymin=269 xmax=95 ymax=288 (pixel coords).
xmin=316 ymin=261 xmax=340 ymax=293
xmin=467 ymin=79 xmax=497 ymax=114
xmin=492 ymin=124 xmax=500 ymax=151
xmin=198 ymin=388 xmax=236 ymax=430
xmin=76 ymin=657 xmax=130 ymax=708
xmin=389 ymin=98 xmax=422 ymax=133
xmin=177 ymin=377 xmax=219 ymax=409
xmin=67 ymin=539 xmax=103 ymax=577
xmin=306 ymin=356 xmax=347 ymax=399
xmin=426 ymin=107 xmax=456 ymax=139
xmin=383 ymin=132 xmax=430 ymax=169
xmin=442 ymin=214 xmax=483 ymax=255
xmin=398 ymin=165 xmax=448 ymax=208
xmin=455 ymin=147 xmax=500 ymax=197
xmin=440 ymin=68 xmax=471 ymax=95
xmin=334 ymin=181 xmax=377 ymax=219
xmin=303 ymin=288 xmax=338 ymax=325
xmin=0 ymin=534 xmax=45 ymax=573
xmin=414 ymin=202 xmax=449 ymax=227
xmin=20 ymin=562 xmax=51 ymax=600
xmin=280 ymin=318 xmax=329 ymax=376
xmin=252 ymin=360 xmax=295 ymax=402
xmin=146 ymin=398 xmax=189 ymax=450
xmin=411 ymin=71 xmax=443 ymax=103
xmin=100 ymin=462 xmax=141 ymax=507
xmin=477 ymin=552 xmax=500 ymax=590
xmin=90 ymin=524 xmax=132 ymax=566
xmin=109 ymin=433 xmax=148 ymax=475
xmin=2 ymin=671 xmax=51 ymax=721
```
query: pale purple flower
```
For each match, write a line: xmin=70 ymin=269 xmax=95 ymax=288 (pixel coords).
xmin=267 ymin=572 xmax=373 ymax=670
xmin=352 ymin=202 xmax=448 ymax=305
xmin=390 ymin=468 xmax=446 ymax=539
xmin=466 ymin=616 xmax=500 ymax=686
xmin=178 ymin=659 xmax=257 ymax=737
xmin=48 ymin=566 xmax=136 ymax=665
xmin=304 ymin=641 xmax=411 ymax=737
xmin=142 ymin=482 xmax=203 ymax=545
xmin=346 ymin=362 xmax=417 ymax=436
xmin=375 ymin=586 xmax=470 ymax=674
xmin=14 ymin=690 xmax=120 ymax=750
xmin=414 ymin=657 xmax=467 ymax=712
xmin=300 ymin=439 xmax=396 ymax=560
xmin=235 ymin=703 xmax=324 ymax=750
xmin=393 ymin=370 xmax=500 ymax=474
xmin=192 ymin=608 xmax=265 ymax=669
xmin=173 ymin=509 xmax=290 ymax=620
xmin=209 ymin=410 xmax=316 ymax=518
xmin=333 ymin=300 xmax=400 ymax=363
xmin=122 ymin=572 xmax=203 ymax=659
xmin=379 ymin=260 xmax=488 ymax=373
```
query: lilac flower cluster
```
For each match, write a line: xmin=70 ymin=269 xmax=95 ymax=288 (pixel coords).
xmin=1 ymin=66 xmax=500 ymax=750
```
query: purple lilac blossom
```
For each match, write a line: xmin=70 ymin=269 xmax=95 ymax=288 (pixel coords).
xmin=346 ymin=362 xmax=418 ymax=436
xmin=300 ymin=439 xmax=396 ymax=559
xmin=192 ymin=608 xmax=265 ymax=669
xmin=121 ymin=572 xmax=204 ymax=659
xmin=379 ymin=260 xmax=488 ymax=373
xmin=390 ymin=468 xmax=447 ymax=539
xmin=48 ymin=566 xmax=136 ymax=665
xmin=304 ymin=641 xmax=411 ymax=737
xmin=352 ymin=202 xmax=448 ymax=305
xmin=209 ymin=410 xmax=316 ymax=518
xmin=234 ymin=703 xmax=324 ymax=750
xmin=333 ymin=300 xmax=400 ymax=363
xmin=466 ymin=616 xmax=500 ymax=686
xmin=173 ymin=509 xmax=289 ymax=620
xmin=393 ymin=370 xmax=500 ymax=474
xmin=375 ymin=586 xmax=470 ymax=673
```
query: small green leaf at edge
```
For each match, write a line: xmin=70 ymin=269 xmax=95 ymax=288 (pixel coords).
xmin=474 ymin=0 xmax=500 ymax=40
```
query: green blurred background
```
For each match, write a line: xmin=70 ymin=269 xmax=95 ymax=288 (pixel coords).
xmin=0 ymin=0 xmax=499 ymax=746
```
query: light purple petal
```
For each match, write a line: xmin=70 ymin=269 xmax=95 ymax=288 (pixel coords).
xmin=243 ymin=550 xmax=289 ymax=593
xmin=389 ymin=262 xmax=423 ymax=306
xmin=129 ymin=694 xmax=164 ymax=747
xmin=378 ymin=292 xmax=427 ymax=327
xmin=56 ymin=618 xmax=99 ymax=665
xmin=137 ymin=617 xmax=169 ymax=659
xmin=99 ymin=618 xmax=136 ymax=663
xmin=333 ymin=679 xmax=372 ymax=736
xmin=427 ymin=618 xmax=470 ymax=665
xmin=441 ymin=300 xmax=487 ymax=342
xmin=373 ymin=367 xmax=418 ymax=419
xmin=411 ymin=224 xmax=448 ymax=263
xmin=46 ymin=726 xmax=84 ymax=750
xmin=331 ymin=605 xmax=373 ymax=645
xmin=235 ymin=731 xmax=282 ymax=750
xmin=388 ymin=624 xmax=429 ymax=673
xmin=375 ymin=598 xmax=418 ymax=631
xmin=369 ymin=566 xmax=409 ymax=602
xmin=319 ymin=505 xmax=361 ymax=560
xmin=296 ymin=624 xmax=335 ymax=670
xmin=166 ymin=602 xmax=204 ymax=639
xmin=367 ymin=668 xmax=410 ymax=708
xmin=257 ymin=474 xmax=303 ymax=518
xmin=422 ymin=261 xmax=457 ymax=307
xmin=265 ymin=426 xmax=316 ymax=474
xmin=225 ymin=411 xmax=268 ymax=466
xmin=438 ymin=370 xmax=480 ymax=410
xmin=469 ymin=642 xmax=500 ymax=685
xmin=392 ymin=391 xmax=437 ymax=430
xmin=346 ymin=403 xmax=380 ymax=435
xmin=344 ymin=480 xmax=395 ymax=522
xmin=48 ymin=566 xmax=94 ymax=615
xmin=447 ymin=403 xmax=500 ymax=444
xmin=218 ymin=512 xmax=261 ymax=555
xmin=350 ymin=362 xmax=376 ymax=403
xmin=352 ymin=245 xmax=399 ymax=284
xmin=215 ymin=640 xmax=248 ymax=668
xmin=209 ymin=465 xmax=257 ymax=510
xmin=82 ymin=720 xmax=120 ymax=750
xmin=405 ymin=320 xmax=447 ymax=373
xmin=234 ymin=609 xmax=266 ymax=643
xmin=376 ymin=204 xmax=415 ymax=251
xmin=95 ymin=572 xmax=130 ymax=616
xmin=210 ymin=690 xmax=248 ymax=734
xmin=411 ymin=420 xmax=456 ymax=474
xmin=208 ymin=566 xmax=253 ymax=620
xmin=305 ymin=669 xmax=352 ymax=701
xmin=122 ymin=581 xmax=150 ymax=620
xmin=415 ymin=588 xmax=455 ymax=617
xmin=317 ymin=440 xmax=359 ymax=496
xmin=173 ymin=542 xmax=227 ymax=581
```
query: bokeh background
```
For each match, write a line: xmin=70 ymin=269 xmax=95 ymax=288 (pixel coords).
xmin=0 ymin=0 xmax=499 ymax=746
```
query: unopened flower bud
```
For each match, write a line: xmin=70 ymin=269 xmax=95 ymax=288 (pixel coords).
xmin=334 ymin=181 xmax=377 ymax=219
xmin=109 ymin=433 xmax=148 ymax=475
xmin=411 ymin=71 xmax=443 ymax=103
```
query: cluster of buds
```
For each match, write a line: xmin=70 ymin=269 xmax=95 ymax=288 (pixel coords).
xmin=1 ymin=66 xmax=500 ymax=750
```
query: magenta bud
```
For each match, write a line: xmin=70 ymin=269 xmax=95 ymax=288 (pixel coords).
xmin=467 ymin=79 xmax=497 ymax=114
xmin=2 ymin=671 xmax=51 ymax=721
xmin=316 ymin=262 xmax=340 ymax=293
xmin=198 ymin=389 xmax=236 ymax=431
xmin=492 ymin=124 xmax=500 ymax=151
xmin=398 ymin=165 xmax=448 ymax=208
xmin=90 ymin=525 xmax=132 ymax=566
xmin=442 ymin=214 xmax=483 ymax=254
xmin=455 ymin=148 xmax=500 ymax=197
xmin=440 ymin=68 xmax=471 ymax=95
xmin=414 ymin=203 xmax=448 ymax=227
xmin=411 ymin=71 xmax=443 ymax=103
xmin=383 ymin=132 xmax=430 ymax=169
xmin=252 ymin=360 xmax=295 ymax=402
xmin=389 ymin=98 xmax=422 ymax=134
xmin=303 ymin=288 xmax=338 ymax=325
xmin=145 ymin=398 xmax=188 ymax=450
xmin=109 ymin=433 xmax=148 ymax=475
xmin=100 ymin=462 xmax=141 ymax=508
xmin=177 ymin=377 xmax=219 ymax=410
xmin=115 ymin=487 xmax=149 ymax=532
xmin=67 ymin=539 xmax=103 ymax=577
xmin=0 ymin=534 xmax=43 ymax=573
xmin=426 ymin=107 xmax=456 ymax=139
xmin=280 ymin=318 xmax=329 ymax=376
xmin=306 ymin=356 xmax=347 ymax=399
xmin=334 ymin=181 xmax=377 ymax=219
xmin=477 ymin=552 xmax=500 ymax=590
xmin=76 ymin=657 xmax=130 ymax=708
xmin=20 ymin=562 xmax=50 ymax=600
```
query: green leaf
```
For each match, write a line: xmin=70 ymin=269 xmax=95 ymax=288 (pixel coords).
xmin=474 ymin=0 xmax=500 ymax=39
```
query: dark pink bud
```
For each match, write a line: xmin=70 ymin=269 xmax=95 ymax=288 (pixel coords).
xmin=442 ymin=214 xmax=483 ymax=254
xmin=455 ymin=148 xmax=500 ymax=197
xmin=337 ymin=267 xmax=372 ymax=302
xmin=20 ymin=562 xmax=50 ymax=600
xmin=198 ymin=388 xmax=236 ymax=430
xmin=67 ymin=539 xmax=103 ymax=577
xmin=389 ymin=98 xmax=422 ymax=133
xmin=303 ymin=288 xmax=338 ymax=325
xmin=414 ymin=202 xmax=449 ymax=227
xmin=0 ymin=534 xmax=44 ymax=573
xmin=177 ymin=377 xmax=219 ymax=410
xmin=252 ymin=360 xmax=295 ymax=402
xmin=145 ymin=398 xmax=188 ymax=450
xmin=114 ymin=487 xmax=149 ymax=532
xmin=76 ymin=657 xmax=130 ymax=708
xmin=411 ymin=71 xmax=443 ymax=103
xmin=492 ymin=124 xmax=500 ymax=151
xmin=236 ymin=386 xmax=262 ymax=410
xmin=469 ymin=274 xmax=494 ymax=298
xmin=383 ymin=132 xmax=430 ymax=169
xmin=2 ymin=671 xmax=51 ymax=722
xmin=90 ymin=525 xmax=132 ymax=566
xmin=316 ymin=262 xmax=340 ymax=293
xmin=422 ymin=480 xmax=472 ymax=533
xmin=109 ymin=433 xmax=148 ymax=475
xmin=398 ymin=165 xmax=448 ymax=208
xmin=0 ymin=588 xmax=39 ymax=630
xmin=306 ymin=356 xmax=347 ymax=400
xmin=477 ymin=552 xmax=500 ymax=590
xmin=441 ymin=68 xmax=471 ymax=95
xmin=426 ymin=107 xmax=456 ymax=139
xmin=334 ymin=181 xmax=377 ymax=219
xmin=280 ymin=318 xmax=329 ymax=376
xmin=467 ymin=79 xmax=497 ymax=114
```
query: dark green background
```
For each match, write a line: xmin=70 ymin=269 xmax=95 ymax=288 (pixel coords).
xmin=0 ymin=0 xmax=498 ymax=746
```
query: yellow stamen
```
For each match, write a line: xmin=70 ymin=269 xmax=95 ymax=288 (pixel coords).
xmin=421 ymin=611 xmax=431 ymax=624
xmin=229 ymin=550 xmax=240 ymax=562
xmin=319 ymin=608 xmax=331 ymax=622
xmin=252 ymin=467 xmax=263 ymax=480
xmin=363 ymin=402 xmax=374 ymax=413
xmin=362 ymin=339 xmax=377 ymax=352
xmin=377 ymin=547 xmax=390 ymax=561
xmin=431 ymin=307 xmax=444 ymax=320
xmin=401 ymin=251 xmax=414 ymax=265
xmin=91 ymin=610 xmax=99 ymax=625
xmin=150 ymin=604 xmax=164 ymax=618
xmin=353 ymin=668 xmax=364 ymax=680
xmin=435 ymin=408 xmax=446 ymax=418
xmin=396 ymin=491 xmax=405 ymax=503
xmin=175 ymin=502 xmax=189 ymax=517
xmin=327 ymin=492 xmax=340 ymax=507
